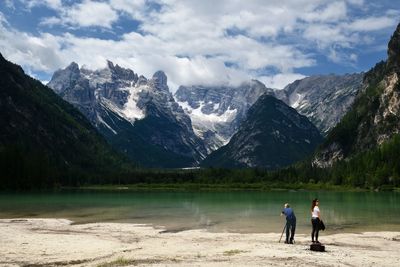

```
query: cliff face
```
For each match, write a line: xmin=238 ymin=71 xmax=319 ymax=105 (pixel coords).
xmin=48 ymin=62 xmax=207 ymax=168
xmin=314 ymin=23 xmax=400 ymax=167
xmin=274 ymin=73 xmax=363 ymax=135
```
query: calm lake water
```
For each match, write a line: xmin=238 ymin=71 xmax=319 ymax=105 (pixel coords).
xmin=0 ymin=190 xmax=399 ymax=233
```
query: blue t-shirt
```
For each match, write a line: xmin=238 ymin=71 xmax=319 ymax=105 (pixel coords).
xmin=282 ymin=207 xmax=296 ymax=221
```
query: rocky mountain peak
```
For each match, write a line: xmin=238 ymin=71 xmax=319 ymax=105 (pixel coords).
xmin=48 ymin=62 xmax=207 ymax=167
xmin=201 ymin=94 xmax=323 ymax=169
xmin=175 ymin=81 xmax=273 ymax=153
xmin=387 ymin=23 xmax=400 ymax=74
xmin=106 ymin=60 xmax=114 ymax=69
xmin=66 ymin=62 xmax=80 ymax=72
xmin=152 ymin=70 xmax=167 ymax=87
xmin=274 ymin=73 xmax=363 ymax=134
xmin=48 ymin=62 xmax=81 ymax=94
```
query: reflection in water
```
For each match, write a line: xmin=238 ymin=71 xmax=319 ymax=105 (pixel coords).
xmin=0 ymin=190 xmax=399 ymax=233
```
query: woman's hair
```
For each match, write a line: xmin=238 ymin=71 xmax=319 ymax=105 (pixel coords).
xmin=311 ymin=198 xmax=318 ymax=211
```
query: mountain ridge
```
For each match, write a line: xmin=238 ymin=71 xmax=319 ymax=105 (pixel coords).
xmin=48 ymin=61 xmax=207 ymax=168
xmin=201 ymin=94 xmax=323 ymax=169
xmin=274 ymin=73 xmax=363 ymax=135
xmin=175 ymin=80 xmax=274 ymax=152
xmin=314 ymin=22 xmax=400 ymax=167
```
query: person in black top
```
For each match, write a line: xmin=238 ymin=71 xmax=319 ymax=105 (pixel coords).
xmin=281 ymin=203 xmax=296 ymax=244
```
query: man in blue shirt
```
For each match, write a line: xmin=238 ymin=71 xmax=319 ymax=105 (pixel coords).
xmin=281 ymin=203 xmax=296 ymax=244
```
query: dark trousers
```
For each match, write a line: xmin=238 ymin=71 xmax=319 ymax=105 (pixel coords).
xmin=286 ymin=219 xmax=296 ymax=242
xmin=311 ymin=218 xmax=320 ymax=242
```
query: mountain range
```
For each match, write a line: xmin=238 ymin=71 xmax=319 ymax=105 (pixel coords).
xmin=201 ymin=94 xmax=323 ymax=168
xmin=175 ymin=80 xmax=273 ymax=152
xmin=47 ymin=60 xmax=364 ymax=168
xmin=1 ymin=22 xmax=400 ymax=189
xmin=48 ymin=61 xmax=207 ymax=168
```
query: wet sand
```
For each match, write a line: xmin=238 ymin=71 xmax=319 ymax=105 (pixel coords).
xmin=1 ymin=218 xmax=400 ymax=266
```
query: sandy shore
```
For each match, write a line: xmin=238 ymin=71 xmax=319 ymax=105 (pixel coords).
xmin=1 ymin=219 xmax=400 ymax=267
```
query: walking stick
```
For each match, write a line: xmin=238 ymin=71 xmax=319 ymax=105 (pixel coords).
xmin=279 ymin=224 xmax=286 ymax=243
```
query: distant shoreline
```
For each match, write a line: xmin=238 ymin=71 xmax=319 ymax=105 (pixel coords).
xmin=64 ymin=183 xmax=400 ymax=192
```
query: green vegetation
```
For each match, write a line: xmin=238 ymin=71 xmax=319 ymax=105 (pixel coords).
xmin=0 ymin=53 xmax=132 ymax=190
xmin=223 ymin=249 xmax=247 ymax=256
xmin=60 ymin=133 xmax=400 ymax=192
xmin=2 ymin=133 xmax=399 ymax=191
xmin=97 ymin=257 xmax=140 ymax=267
xmin=96 ymin=257 xmax=175 ymax=267
xmin=99 ymin=102 xmax=197 ymax=168
xmin=1 ymin=46 xmax=399 ymax=191
xmin=323 ymin=61 xmax=386 ymax=156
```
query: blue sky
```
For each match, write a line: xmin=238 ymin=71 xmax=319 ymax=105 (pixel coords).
xmin=0 ymin=0 xmax=399 ymax=90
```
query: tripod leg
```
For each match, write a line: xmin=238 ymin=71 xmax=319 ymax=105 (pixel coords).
xmin=279 ymin=224 xmax=286 ymax=243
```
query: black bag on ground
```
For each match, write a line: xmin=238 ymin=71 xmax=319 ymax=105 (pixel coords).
xmin=319 ymin=220 xmax=325 ymax=231
xmin=310 ymin=243 xmax=325 ymax=252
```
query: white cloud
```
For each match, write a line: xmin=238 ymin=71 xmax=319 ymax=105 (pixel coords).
xmin=39 ymin=16 xmax=62 ymax=27
xmin=345 ymin=0 xmax=364 ymax=5
xmin=1 ymin=0 xmax=399 ymax=91
xmin=301 ymin=1 xmax=348 ymax=22
xmin=349 ymin=53 xmax=358 ymax=62
xmin=66 ymin=1 xmax=119 ymax=28
xmin=0 ymin=21 xmax=63 ymax=71
xmin=4 ymin=0 xmax=16 ymax=9
xmin=259 ymin=73 xmax=307 ymax=89
xmin=303 ymin=24 xmax=354 ymax=49
xmin=34 ymin=0 xmax=119 ymax=28
xmin=110 ymin=0 xmax=146 ymax=20
xmin=23 ymin=0 xmax=62 ymax=10
xmin=302 ymin=12 xmax=399 ymax=64
xmin=345 ymin=16 xmax=398 ymax=32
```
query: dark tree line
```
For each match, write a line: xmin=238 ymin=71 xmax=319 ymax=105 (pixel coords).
xmin=1 ymin=134 xmax=400 ymax=190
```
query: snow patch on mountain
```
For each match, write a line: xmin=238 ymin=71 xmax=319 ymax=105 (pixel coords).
xmin=121 ymin=84 xmax=146 ymax=121
xmin=175 ymin=80 xmax=274 ymax=152
xmin=289 ymin=93 xmax=304 ymax=109
xmin=48 ymin=61 xmax=207 ymax=164
xmin=96 ymin=113 xmax=117 ymax=135
xmin=178 ymin=100 xmax=238 ymax=147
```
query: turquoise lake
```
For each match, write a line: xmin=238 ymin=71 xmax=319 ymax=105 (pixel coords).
xmin=0 ymin=190 xmax=399 ymax=233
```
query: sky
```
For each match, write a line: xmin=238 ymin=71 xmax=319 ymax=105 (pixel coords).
xmin=0 ymin=0 xmax=399 ymax=91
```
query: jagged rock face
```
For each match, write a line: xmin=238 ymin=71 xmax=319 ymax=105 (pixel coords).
xmin=175 ymin=80 xmax=273 ymax=152
xmin=387 ymin=23 xmax=400 ymax=74
xmin=274 ymin=73 xmax=363 ymax=135
xmin=313 ymin=23 xmax=400 ymax=167
xmin=202 ymin=95 xmax=323 ymax=169
xmin=49 ymin=61 xmax=137 ymax=123
xmin=48 ymin=62 xmax=207 ymax=167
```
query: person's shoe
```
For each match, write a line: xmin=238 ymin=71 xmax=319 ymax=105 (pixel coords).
xmin=312 ymin=240 xmax=315 ymax=243
xmin=284 ymin=240 xmax=289 ymax=244
xmin=289 ymin=240 xmax=294 ymax=244
xmin=315 ymin=241 xmax=320 ymax=244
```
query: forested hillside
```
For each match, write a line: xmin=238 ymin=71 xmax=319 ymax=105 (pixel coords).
xmin=0 ymin=54 xmax=132 ymax=189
